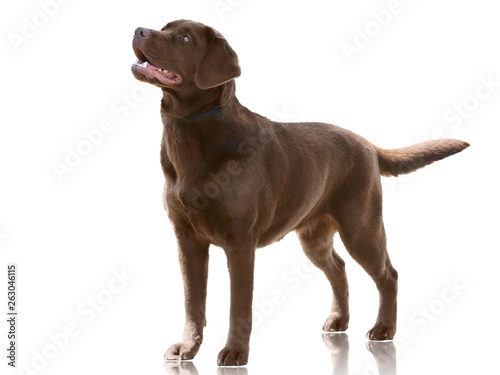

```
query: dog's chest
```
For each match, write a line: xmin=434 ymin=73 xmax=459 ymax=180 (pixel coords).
xmin=161 ymin=137 xmax=243 ymax=244
xmin=164 ymin=180 xmax=231 ymax=246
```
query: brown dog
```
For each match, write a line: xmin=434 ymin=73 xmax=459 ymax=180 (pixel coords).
xmin=131 ymin=20 xmax=468 ymax=366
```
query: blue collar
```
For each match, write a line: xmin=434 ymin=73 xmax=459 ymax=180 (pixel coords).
xmin=185 ymin=106 xmax=222 ymax=119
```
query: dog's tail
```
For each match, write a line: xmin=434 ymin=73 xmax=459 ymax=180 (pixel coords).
xmin=375 ymin=139 xmax=469 ymax=177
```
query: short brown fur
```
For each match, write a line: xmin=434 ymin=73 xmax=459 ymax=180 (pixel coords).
xmin=131 ymin=20 xmax=469 ymax=366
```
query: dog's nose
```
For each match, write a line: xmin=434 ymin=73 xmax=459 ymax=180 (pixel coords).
xmin=134 ymin=27 xmax=152 ymax=38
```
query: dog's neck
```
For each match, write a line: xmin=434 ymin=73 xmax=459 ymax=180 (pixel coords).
xmin=160 ymin=80 xmax=236 ymax=118
xmin=159 ymin=90 xmax=244 ymax=185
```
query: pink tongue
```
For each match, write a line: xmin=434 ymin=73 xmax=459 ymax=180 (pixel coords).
xmin=147 ymin=61 xmax=158 ymax=69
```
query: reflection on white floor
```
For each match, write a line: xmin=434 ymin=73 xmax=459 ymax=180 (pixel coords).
xmin=164 ymin=333 xmax=396 ymax=375
xmin=165 ymin=361 xmax=249 ymax=375
xmin=322 ymin=333 xmax=396 ymax=375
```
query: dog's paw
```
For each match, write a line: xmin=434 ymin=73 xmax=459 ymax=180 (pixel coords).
xmin=217 ymin=345 xmax=249 ymax=366
xmin=322 ymin=312 xmax=349 ymax=332
xmin=164 ymin=341 xmax=200 ymax=361
xmin=366 ymin=322 xmax=396 ymax=341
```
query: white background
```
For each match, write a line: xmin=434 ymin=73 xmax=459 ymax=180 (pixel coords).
xmin=1 ymin=0 xmax=499 ymax=374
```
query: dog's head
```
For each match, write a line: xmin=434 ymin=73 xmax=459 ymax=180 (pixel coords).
xmin=131 ymin=20 xmax=241 ymax=91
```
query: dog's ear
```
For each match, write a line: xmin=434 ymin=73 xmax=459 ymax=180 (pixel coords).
xmin=194 ymin=31 xmax=241 ymax=89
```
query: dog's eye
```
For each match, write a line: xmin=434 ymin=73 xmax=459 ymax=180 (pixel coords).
xmin=182 ymin=35 xmax=190 ymax=43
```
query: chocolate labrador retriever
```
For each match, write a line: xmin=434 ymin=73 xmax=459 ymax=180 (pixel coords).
xmin=131 ymin=20 xmax=468 ymax=366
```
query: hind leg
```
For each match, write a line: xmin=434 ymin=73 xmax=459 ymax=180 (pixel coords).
xmin=296 ymin=216 xmax=349 ymax=331
xmin=351 ymin=227 xmax=398 ymax=341
xmin=334 ymin=177 xmax=398 ymax=340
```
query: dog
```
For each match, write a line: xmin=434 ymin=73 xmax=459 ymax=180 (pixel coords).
xmin=131 ymin=19 xmax=469 ymax=366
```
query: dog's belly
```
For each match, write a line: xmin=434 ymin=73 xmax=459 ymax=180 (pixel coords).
xmin=256 ymin=186 xmax=328 ymax=247
xmin=256 ymin=216 xmax=308 ymax=247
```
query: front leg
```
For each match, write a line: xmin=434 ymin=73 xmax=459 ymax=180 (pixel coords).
xmin=165 ymin=235 xmax=209 ymax=361
xmin=218 ymin=240 xmax=256 ymax=366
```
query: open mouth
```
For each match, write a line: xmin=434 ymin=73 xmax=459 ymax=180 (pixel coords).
xmin=131 ymin=48 xmax=182 ymax=85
